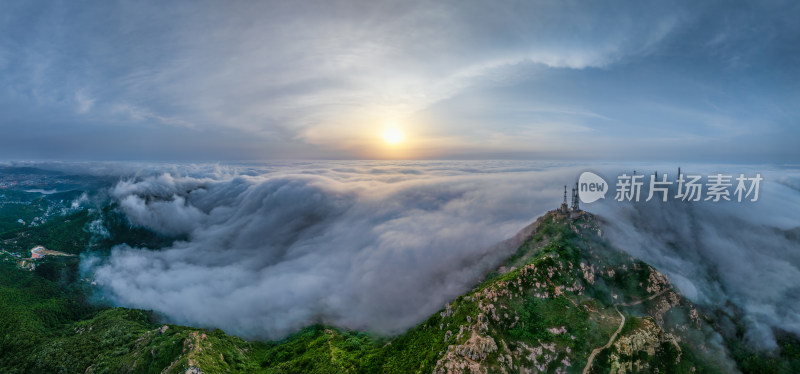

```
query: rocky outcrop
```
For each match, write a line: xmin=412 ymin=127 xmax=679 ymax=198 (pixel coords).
xmin=607 ymin=318 xmax=682 ymax=374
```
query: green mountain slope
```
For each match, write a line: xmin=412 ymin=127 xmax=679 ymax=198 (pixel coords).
xmin=2 ymin=208 xmax=799 ymax=373
xmin=258 ymin=210 xmax=735 ymax=373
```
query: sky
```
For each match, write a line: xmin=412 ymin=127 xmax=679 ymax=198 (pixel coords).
xmin=0 ymin=0 xmax=798 ymax=161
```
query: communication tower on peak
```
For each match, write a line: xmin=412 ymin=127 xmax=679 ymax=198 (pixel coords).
xmin=560 ymin=185 xmax=569 ymax=214
xmin=571 ymin=181 xmax=580 ymax=211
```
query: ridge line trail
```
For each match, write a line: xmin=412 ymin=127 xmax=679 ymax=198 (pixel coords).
xmin=581 ymin=290 xmax=668 ymax=373
xmin=583 ymin=306 xmax=624 ymax=374
xmin=618 ymin=290 xmax=668 ymax=307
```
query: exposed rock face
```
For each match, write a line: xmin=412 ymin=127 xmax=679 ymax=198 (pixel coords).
xmin=580 ymin=262 xmax=596 ymax=285
xmin=646 ymin=269 xmax=670 ymax=294
xmin=607 ymin=318 xmax=682 ymax=374
xmin=424 ymin=211 xmax=733 ymax=373
xmin=434 ymin=329 xmax=498 ymax=374
xmin=244 ymin=210 xmax=738 ymax=373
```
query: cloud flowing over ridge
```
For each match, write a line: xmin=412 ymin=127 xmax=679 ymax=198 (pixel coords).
xmin=81 ymin=162 xmax=800 ymax=346
xmin=83 ymin=162 xmax=573 ymax=339
xmin=592 ymin=166 xmax=800 ymax=349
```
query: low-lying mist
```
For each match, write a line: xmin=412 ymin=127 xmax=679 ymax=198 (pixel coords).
xmin=81 ymin=162 xmax=577 ymax=339
xmin=75 ymin=161 xmax=800 ymax=347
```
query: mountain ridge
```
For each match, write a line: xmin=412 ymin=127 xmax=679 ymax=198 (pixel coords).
xmin=257 ymin=209 xmax=737 ymax=373
xmin=3 ymin=208 xmax=799 ymax=373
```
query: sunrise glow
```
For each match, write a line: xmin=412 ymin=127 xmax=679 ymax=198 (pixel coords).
xmin=382 ymin=128 xmax=405 ymax=145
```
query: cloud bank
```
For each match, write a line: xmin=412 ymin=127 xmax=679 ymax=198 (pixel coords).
xmin=82 ymin=162 xmax=577 ymax=339
xmin=80 ymin=162 xmax=800 ymax=348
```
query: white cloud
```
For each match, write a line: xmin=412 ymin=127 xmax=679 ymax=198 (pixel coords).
xmin=77 ymin=161 xmax=800 ymax=349
xmin=83 ymin=162 xmax=578 ymax=338
xmin=74 ymin=89 xmax=96 ymax=114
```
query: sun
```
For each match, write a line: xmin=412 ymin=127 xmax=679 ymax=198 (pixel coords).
xmin=382 ymin=128 xmax=405 ymax=145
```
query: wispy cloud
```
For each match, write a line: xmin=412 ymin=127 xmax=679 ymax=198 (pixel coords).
xmin=111 ymin=103 xmax=196 ymax=129
xmin=74 ymin=89 xmax=96 ymax=114
xmin=0 ymin=1 xmax=797 ymax=160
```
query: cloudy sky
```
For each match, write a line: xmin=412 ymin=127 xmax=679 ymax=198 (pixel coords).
xmin=1 ymin=0 xmax=797 ymax=161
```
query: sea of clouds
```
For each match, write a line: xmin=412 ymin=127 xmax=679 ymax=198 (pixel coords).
xmin=52 ymin=160 xmax=800 ymax=347
xmin=77 ymin=161 xmax=580 ymax=339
